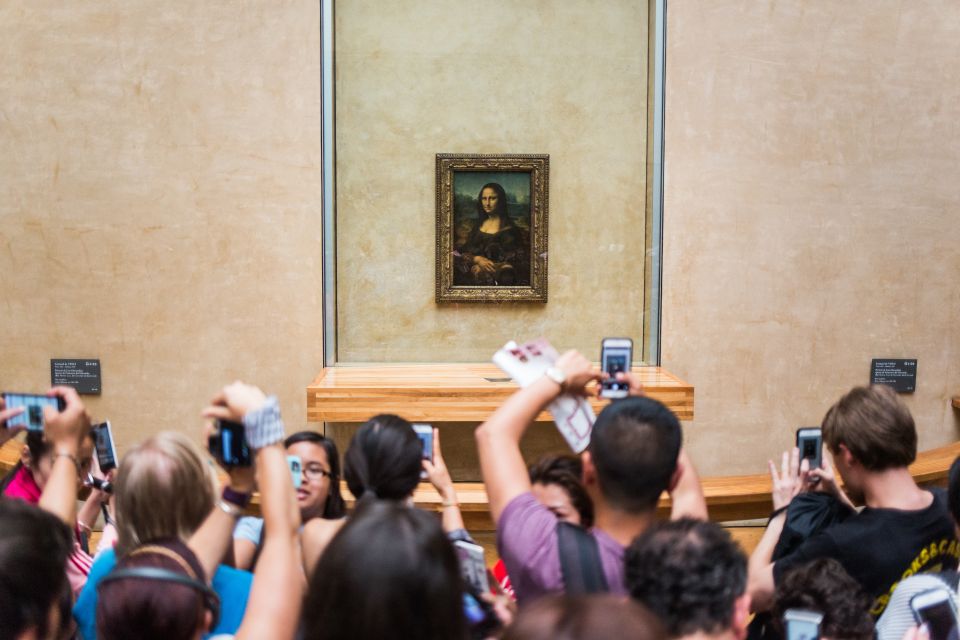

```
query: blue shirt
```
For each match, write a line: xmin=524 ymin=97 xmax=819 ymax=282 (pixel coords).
xmin=73 ymin=548 xmax=253 ymax=640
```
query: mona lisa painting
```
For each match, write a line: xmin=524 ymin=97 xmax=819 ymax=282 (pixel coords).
xmin=435 ymin=153 xmax=549 ymax=303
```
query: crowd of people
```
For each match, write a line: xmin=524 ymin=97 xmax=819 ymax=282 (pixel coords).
xmin=1 ymin=352 xmax=958 ymax=640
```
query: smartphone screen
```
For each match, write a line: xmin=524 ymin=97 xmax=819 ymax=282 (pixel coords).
xmin=912 ymin=590 xmax=959 ymax=640
xmin=784 ymin=609 xmax=823 ymax=640
xmin=93 ymin=421 xmax=118 ymax=472
xmin=211 ymin=420 xmax=252 ymax=467
xmin=2 ymin=393 xmax=62 ymax=431
xmin=796 ymin=427 xmax=822 ymax=472
xmin=412 ymin=424 xmax=433 ymax=480
xmin=600 ymin=338 xmax=633 ymax=398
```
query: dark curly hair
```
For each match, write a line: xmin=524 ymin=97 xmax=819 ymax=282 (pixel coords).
xmin=626 ymin=518 xmax=747 ymax=637
xmin=772 ymin=558 xmax=874 ymax=640
xmin=528 ymin=454 xmax=594 ymax=528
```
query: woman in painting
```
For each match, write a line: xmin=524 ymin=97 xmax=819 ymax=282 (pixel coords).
xmin=454 ymin=182 xmax=531 ymax=286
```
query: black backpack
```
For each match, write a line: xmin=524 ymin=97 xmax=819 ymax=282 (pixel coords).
xmin=557 ymin=521 xmax=609 ymax=595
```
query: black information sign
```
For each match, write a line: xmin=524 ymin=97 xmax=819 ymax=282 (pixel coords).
xmin=50 ymin=359 xmax=102 ymax=395
xmin=870 ymin=358 xmax=917 ymax=393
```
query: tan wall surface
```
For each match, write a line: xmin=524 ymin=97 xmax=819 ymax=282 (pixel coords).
xmin=0 ymin=1 xmax=324 ymax=455
xmin=334 ymin=0 xmax=649 ymax=363
xmin=663 ymin=1 xmax=960 ymax=475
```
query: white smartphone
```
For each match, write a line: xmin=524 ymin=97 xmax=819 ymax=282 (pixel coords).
xmin=783 ymin=609 xmax=824 ymax=640
xmin=600 ymin=338 xmax=633 ymax=399
xmin=911 ymin=588 xmax=959 ymax=640
xmin=93 ymin=421 xmax=119 ymax=473
xmin=453 ymin=539 xmax=489 ymax=594
xmin=412 ymin=424 xmax=434 ymax=480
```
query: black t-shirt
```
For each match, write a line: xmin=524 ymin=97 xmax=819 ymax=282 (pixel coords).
xmin=774 ymin=489 xmax=960 ymax=617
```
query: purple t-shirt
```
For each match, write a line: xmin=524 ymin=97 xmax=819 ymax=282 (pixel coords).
xmin=496 ymin=492 xmax=626 ymax=603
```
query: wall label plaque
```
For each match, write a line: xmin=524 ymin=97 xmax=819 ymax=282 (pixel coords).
xmin=51 ymin=359 xmax=102 ymax=395
xmin=870 ymin=358 xmax=917 ymax=393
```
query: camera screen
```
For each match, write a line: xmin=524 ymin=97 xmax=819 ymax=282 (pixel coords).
xmin=413 ymin=426 xmax=433 ymax=461
xmin=218 ymin=422 xmax=251 ymax=467
xmin=94 ymin=424 xmax=116 ymax=469
xmin=786 ymin=619 xmax=820 ymax=640
xmin=801 ymin=438 xmax=818 ymax=460
xmin=3 ymin=393 xmax=59 ymax=431
xmin=919 ymin=601 xmax=959 ymax=640
xmin=602 ymin=348 xmax=631 ymax=391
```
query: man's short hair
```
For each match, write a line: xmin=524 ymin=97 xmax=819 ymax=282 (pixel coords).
xmin=626 ymin=518 xmax=747 ymax=638
xmin=588 ymin=396 xmax=681 ymax=512
xmin=821 ymin=385 xmax=916 ymax=471
xmin=772 ymin=558 xmax=874 ymax=640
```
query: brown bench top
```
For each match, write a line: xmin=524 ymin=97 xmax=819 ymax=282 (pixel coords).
xmin=307 ymin=364 xmax=695 ymax=422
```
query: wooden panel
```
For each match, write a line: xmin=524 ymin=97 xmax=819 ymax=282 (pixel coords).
xmin=307 ymin=364 xmax=694 ymax=422
xmin=6 ymin=439 xmax=955 ymax=527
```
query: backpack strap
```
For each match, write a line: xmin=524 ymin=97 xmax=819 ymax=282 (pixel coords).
xmin=556 ymin=521 xmax=609 ymax=595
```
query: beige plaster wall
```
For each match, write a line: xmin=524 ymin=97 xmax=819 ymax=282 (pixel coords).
xmin=334 ymin=0 xmax=649 ymax=363
xmin=0 ymin=1 xmax=324 ymax=455
xmin=663 ymin=1 xmax=960 ymax=475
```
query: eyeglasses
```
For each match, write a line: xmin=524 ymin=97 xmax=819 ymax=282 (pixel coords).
xmin=303 ymin=464 xmax=333 ymax=481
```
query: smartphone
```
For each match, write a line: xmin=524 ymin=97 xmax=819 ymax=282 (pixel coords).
xmin=454 ymin=539 xmax=489 ymax=594
xmin=796 ymin=427 xmax=823 ymax=473
xmin=463 ymin=589 xmax=501 ymax=638
xmin=412 ymin=424 xmax=433 ymax=479
xmin=600 ymin=338 xmax=633 ymax=399
xmin=92 ymin=421 xmax=119 ymax=473
xmin=287 ymin=455 xmax=303 ymax=489
xmin=911 ymin=588 xmax=959 ymax=640
xmin=783 ymin=608 xmax=824 ymax=640
xmin=1 ymin=392 xmax=66 ymax=431
xmin=208 ymin=419 xmax=252 ymax=467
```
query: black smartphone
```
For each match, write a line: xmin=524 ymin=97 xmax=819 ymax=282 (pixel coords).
xmin=783 ymin=609 xmax=823 ymax=640
xmin=600 ymin=338 xmax=633 ymax=399
xmin=2 ymin=392 xmax=66 ymax=431
xmin=463 ymin=586 xmax=501 ymax=639
xmin=208 ymin=419 xmax=252 ymax=467
xmin=92 ymin=421 xmax=119 ymax=473
xmin=796 ymin=427 xmax=823 ymax=473
xmin=911 ymin=588 xmax=960 ymax=640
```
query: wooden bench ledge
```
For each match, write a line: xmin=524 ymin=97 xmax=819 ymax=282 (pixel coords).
xmin=5 ymin=439 xmax=958 ymax=527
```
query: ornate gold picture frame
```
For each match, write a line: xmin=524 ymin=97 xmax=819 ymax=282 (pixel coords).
xmin=435 ymin=153 xmax=549 ymax=303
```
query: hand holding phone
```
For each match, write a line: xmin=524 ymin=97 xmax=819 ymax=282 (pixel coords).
xmin=600 ymin=338 xmax=633 ymax=399
xmin=2 ymin=392 xmax=66 ymax=432
xmin=911 ymin=589 xmax=959 ymax=640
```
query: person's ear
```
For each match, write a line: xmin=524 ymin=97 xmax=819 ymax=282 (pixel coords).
xmin=202 ymin=608 xmax=214 ymax=634
xmin=580 ymin=451 xmax=597 ymax=487
xmin=837 ymin=443 xmax=857 ymax=468
xmin=732 ymin=592 xmax=752 ymax=640
xmin=20 ymin=443 xmax=32 ymax=468
xmin=667 ymin=460 xmax=684 ymax=493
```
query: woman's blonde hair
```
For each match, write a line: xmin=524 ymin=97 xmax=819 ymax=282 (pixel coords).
xmin=114 ymin=431 xmax=218 ymax=556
